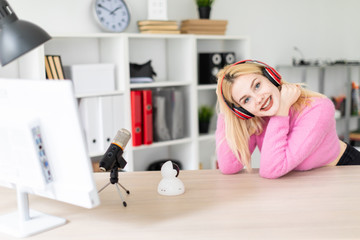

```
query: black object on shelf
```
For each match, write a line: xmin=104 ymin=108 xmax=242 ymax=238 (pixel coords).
xmin=147 ymin=159 xmax=183 ymax=171
xmin=198 ymin=52 xmax=235 ymax=84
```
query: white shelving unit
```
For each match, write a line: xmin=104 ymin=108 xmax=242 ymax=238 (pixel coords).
xmin=0 ymin=33 xmax=250 ymax=171
xmin=277 ymin=65 xmax=360 ymax=143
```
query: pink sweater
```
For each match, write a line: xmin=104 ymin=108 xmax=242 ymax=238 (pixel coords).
xmin=215 ymin=97 xmax=340 ymax=179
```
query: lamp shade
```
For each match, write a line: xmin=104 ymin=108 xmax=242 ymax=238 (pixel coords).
xmin=0 ymin=1 xmax=51 ymax=66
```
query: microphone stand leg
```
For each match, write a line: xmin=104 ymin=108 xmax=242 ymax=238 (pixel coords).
xmin=117 ymin=182 xmax=130 ymax=194
xmin=98 ymin=182 xmax=111 ymax=193
xmin=115 ymin=184 xmax=127 ymax=207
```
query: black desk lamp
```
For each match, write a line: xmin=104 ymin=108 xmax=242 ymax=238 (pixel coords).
xmin=0 ymin=0 xmax=51 ymax=66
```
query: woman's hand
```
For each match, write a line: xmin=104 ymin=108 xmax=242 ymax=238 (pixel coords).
xmin=276 ymin=84 xmax=301 ymax=116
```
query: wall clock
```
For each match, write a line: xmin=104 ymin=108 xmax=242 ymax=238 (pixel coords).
xmin=93 ymin=0 xmax=130 ymax=33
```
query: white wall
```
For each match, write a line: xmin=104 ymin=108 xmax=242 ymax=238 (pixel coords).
xmin=8 ymin=0 xmax=360 ymax=67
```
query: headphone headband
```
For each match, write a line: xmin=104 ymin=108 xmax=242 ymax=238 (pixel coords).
xmin=220 ymin=59 xmax=282 ymax=120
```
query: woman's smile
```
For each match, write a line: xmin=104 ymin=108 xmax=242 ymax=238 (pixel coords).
xmin=261 ymin=96 xmax=273 ymax=111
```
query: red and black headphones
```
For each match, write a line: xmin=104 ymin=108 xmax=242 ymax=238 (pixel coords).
xmin=220 ymin=59 xmax=282 ymax=120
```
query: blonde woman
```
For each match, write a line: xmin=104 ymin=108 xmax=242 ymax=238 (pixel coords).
xmin=215 ymin=60 xmax=360 ymax=179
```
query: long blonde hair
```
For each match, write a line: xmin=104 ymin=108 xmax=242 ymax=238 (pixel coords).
xmin=216 ymin=62 xmax=324 ymax=170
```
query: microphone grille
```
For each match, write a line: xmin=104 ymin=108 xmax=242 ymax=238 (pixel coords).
xmin=113 ymin=128 xmax=131 ymax=150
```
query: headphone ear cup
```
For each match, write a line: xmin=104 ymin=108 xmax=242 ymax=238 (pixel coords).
xmin=232 ymin=105 xmax=254 ymax=119
xmin=222 ymin=96 xmax=254 ymax=119
xmin=262 ymin=67 xmax=281 ymax=87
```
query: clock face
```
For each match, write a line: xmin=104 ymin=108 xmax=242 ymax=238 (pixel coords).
xmin=94 ymin=0 xmax=130 ymax=32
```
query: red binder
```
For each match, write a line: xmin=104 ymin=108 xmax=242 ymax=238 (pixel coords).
xmin=130 ymin=90 xmax=142 ymax=146
xmin=142 ymin=90 xmax=153 ymax=144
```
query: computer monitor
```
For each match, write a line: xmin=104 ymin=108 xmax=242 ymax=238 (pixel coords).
xmin=0 ymin=78 xmax=100 ymax=237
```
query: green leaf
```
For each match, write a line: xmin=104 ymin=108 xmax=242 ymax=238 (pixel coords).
xmin=195 ymin=0 xmax=214 ymax=7
xmin=198 ymin=105 xmax=214 ymax=122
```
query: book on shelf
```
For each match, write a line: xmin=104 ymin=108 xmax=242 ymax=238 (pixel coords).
xmin=137 ymin=20 xmax=177 ymax=26
xmin=131 ymin=90 xmax=143 ymax=146
xmin=130 ymin=89 xmax=154 ymax=146
xmin=140 ymin=30 xmax=181 ymax=34
xmin=181 ymin=30 xmax=226 ymax=35
xmin=130 ymin=77 xmax=154 ymax=83
xmin=45 ymin=55 xmax=65 ymax=80
xmin=139 ymin=25 xmax=178 ymax=31
xmin=137 ymin=20 xmax=180 ymax=34
xmin=47 ymin=55 xmax=58 ymax=79
xmin=180 ymin=19 xmax=227 ymax=35
xmin=181 ymin=19 xmax=228 ymax=26
xmin=44 ymin=56 xmax=53 ymax=79
xmin=53 ymin=55 xmax=65 ymax=79
xmin=180 ymin=25 xmax=226 ymax=32
xmin=153 ymin=88 xmax=184 ymax=142
xmin=142 ymin=90 xmax=153 ymax=145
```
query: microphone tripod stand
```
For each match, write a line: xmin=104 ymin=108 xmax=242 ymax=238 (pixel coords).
xmin=98 ymin=163 xmax=130 ymax=207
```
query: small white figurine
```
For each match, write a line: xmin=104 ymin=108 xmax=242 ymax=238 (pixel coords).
xmin=157 ymin=161 xmax=185 ymax=196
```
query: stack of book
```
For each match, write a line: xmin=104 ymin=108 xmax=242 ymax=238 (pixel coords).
xmin=137 ymin=20 xmax=180 ymax=34
xmin=180 ymin=19 xmax=228 ymax=35
xmin=44 ymin=55 xmax=65 ymax=79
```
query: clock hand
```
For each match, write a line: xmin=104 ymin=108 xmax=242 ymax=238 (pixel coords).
xmin=97 ymin=4 xmax=112 ymax=12
xmin=110 ymin=6 xmax=122 ymax=15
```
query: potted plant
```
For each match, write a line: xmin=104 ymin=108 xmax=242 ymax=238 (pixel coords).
xmin=195 ymin=0 xmax=214 ymax=19
xmin=198 ymin=105 xmax=214 ymax=133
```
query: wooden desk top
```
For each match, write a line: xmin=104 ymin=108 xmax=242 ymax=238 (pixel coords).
xmin=1 ymin=166 xmax=360 ymax=239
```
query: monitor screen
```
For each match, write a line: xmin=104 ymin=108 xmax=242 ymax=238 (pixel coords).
xmin=0 ymin=78 xmax=100 ymax=237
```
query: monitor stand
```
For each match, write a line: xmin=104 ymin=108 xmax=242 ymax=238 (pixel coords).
xmin=0 ymin=186 xmax=66 ymax=238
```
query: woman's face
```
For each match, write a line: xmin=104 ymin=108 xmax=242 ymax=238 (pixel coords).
xmin=231 ymin=73 xmax=280 ymax=117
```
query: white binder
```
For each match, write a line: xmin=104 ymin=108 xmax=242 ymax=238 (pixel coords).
xmin=78 ymin=97 xmax=103 ymax=156
xmin=171 ymin=90 xmax=184 ymax=139
xmin=100 ymin=95 xmax=125 ymax=151
xmin=99 ymin=96 xmax=113 ymax=151
xmin=154 ymin=96 xmax=171 ymax=141
xmin=112 ymin=95 xmax=125 ymax=134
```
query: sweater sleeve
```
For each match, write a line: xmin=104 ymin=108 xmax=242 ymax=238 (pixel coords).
xmin=215 ymin=114 xmax=257 ymax=174
xmin=259 ymin=98 xmax=337 ymax=179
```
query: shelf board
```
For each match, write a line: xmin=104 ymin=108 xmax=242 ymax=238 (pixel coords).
xmin=76 ymin=90 xmax=125 ymax=98
xmin=335 ymin=115 xmax=360 ymax=120
xmin=195 ymin=35 xmax=250 ymax=41
xmin=132 ymin=137 xmax=192 ymax=150
xmin=51 ymin=33 xmax=250 ymax=41
xmin=126 ymin=33 xmax=190 ymax=39
xmin=277 ymin=64 xmax=360 ymax=70
xmin=130 ymin=81 xmax=191 ymax=89
xmin=197 ymin=84 xmax=217 ymax=90
xmin=277 ymin=65 xmax=323 ymax=69
xmin=198 ymin=133 xmax=215 ymax=141
xmin=89 ymin=152 xmax=104 ymax=158
xmin=51 ymin=33 xmax=126 ymax=38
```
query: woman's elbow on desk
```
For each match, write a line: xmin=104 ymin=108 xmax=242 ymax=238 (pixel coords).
xmin=218 ymin=160 xmax=244 ymax=174
xmin=259 ymin=167 xmax=289 ymax=179
xmin=219 ymin=167 xmax=242 ymax=175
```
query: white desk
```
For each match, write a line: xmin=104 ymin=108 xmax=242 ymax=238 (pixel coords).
xmin=1 ymin=166 xmax=360 ymax=239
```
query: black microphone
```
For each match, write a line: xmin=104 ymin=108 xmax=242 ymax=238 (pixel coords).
xmin=99 ymin=128 xmax=131 ymax=172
